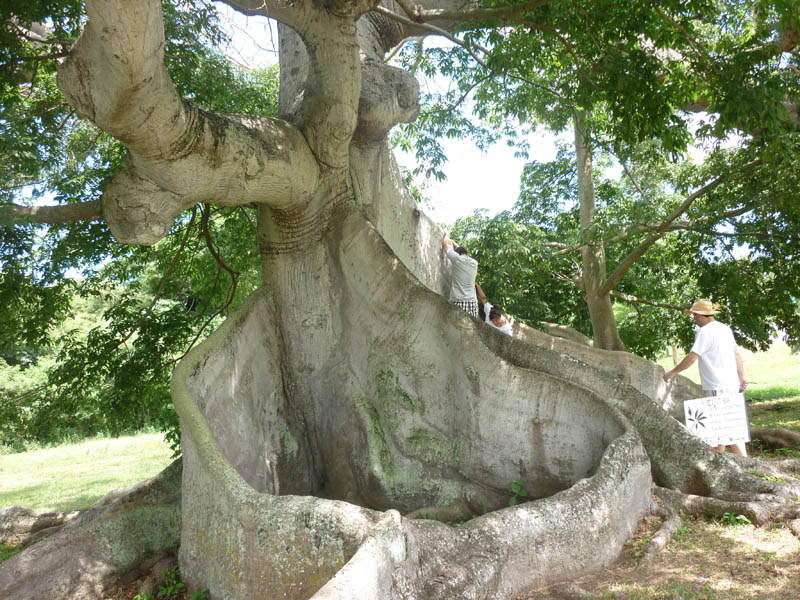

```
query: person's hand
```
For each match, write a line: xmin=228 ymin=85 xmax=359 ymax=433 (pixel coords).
xmin=739 ymin=376 xmax=748 ymax=390
xmin=663 ymin=370 xmax=674 ymax=383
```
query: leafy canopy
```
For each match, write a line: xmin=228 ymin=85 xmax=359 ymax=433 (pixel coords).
xmin=1 ymin=0 xmax=278 ymax=449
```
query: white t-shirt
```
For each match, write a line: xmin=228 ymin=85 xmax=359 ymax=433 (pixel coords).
xmin=484 ymin=301 xmax=512 ymax=336
xmin=446 ymin=249 xmax=478 ymax=303
xmin=690 ymin=320 xmax=739 ymax=391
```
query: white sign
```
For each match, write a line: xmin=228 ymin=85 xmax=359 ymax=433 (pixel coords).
xmin=683 ymin=394 xmax=750 ymax=447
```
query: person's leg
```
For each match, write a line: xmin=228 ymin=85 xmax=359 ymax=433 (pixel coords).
xmin=714 ymin=444 xmax=725 ymax=452
xmin=731 ymin=442 xmax=747 ymax=456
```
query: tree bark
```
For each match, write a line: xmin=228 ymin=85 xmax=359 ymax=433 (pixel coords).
xmin=574 ymin=111 xmax=626 ymax=351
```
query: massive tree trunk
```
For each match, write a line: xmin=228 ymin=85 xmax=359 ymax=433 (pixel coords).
xmin=3 ymin=1 xmax=799 ymax=599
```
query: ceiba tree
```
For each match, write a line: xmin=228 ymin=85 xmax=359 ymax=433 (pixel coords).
xmin=2 ymin=1 xmax=800 ymax=599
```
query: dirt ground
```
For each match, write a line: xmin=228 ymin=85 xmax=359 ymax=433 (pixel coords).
xmin=520 ymin=512 xmax=800 ymax=600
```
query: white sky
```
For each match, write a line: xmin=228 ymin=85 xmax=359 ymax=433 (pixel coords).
xmin=394 ymin=133 xmax=562 ymax=226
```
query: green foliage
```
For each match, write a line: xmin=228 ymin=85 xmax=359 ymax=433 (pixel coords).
xmin=673 ymin=520 xmax=690 ymax=541
xmin=1 ymin=2 xmax=278 ymax=449
xmin=394 ymin=0 xmax=798 ymax=164
xmin=625 ymin=532 xmax=653 ymax=560
xmin=158 ymin=565 xmax=185 ymax=598
xmin=716 ymin=512 xmax=752 ymax=526
xmin=0 ymin=204 xmax=263 ymax=450
xmin=452 ymin=134 xmax=800 ymax=357
xmin=131 ymin=563 xmax=208 ymax=600
xmin=0 ymin=543 xmax=21 ymax=564
xmin=508 ymin=479 xmax=529 ymax=506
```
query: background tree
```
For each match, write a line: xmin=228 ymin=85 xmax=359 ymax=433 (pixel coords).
xmin=452 ymin=136 xmax=800 ymax=358
xmin=397 ymin=0 xmax=800 ymax=351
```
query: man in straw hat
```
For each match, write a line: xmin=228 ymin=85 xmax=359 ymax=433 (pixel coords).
xmin=663 ymin=298 xmax=749 ymax=456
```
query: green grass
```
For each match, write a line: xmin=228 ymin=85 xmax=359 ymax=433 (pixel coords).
xmin=0 ymin=433 xmax=173 ymax=513
xmin=0 ymin=543 xmax=21 ymax=562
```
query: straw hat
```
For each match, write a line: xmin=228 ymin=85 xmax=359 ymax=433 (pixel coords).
xmin=683 ymin=298 xmax=720 ymax=315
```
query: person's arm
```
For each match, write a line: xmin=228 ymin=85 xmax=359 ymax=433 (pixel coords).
xmin=442 ymin=231 xmax=454 ymax=253
xmin=483 ymin=301 xmax=494 ymax=324
xmin=475 ymin=282 xmax=488 ymax=305
xmin=734 ymin=347 xmax=748 ymax=390
xmin=663 ymin=352 xmax=700 ymax=383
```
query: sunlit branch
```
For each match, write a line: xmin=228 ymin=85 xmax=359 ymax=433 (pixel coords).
xmin=0 ymin=52 xmax=70 ymax=69
xmin=610 ymin=290 xmax=687 ymax=313
xmin=374 ymin=5 xmax=491 ymax=66
xmin=620 ymin=161 xmax=648 ymax=202
xmin=391 ymin=0 xmax=554 ymax=24
xmin=597 ymin=160 xmax=761 ymax=297
xmin=550 ymin=200 xmax=762 ymax=260
xmin=10 ymin=20 xmax=73 ymax=46
xmin=0 ymin=200 xmax=103 ymax=224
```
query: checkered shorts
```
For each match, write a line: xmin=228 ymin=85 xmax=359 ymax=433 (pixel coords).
xmin=452 ymin=300 xmax=478 ymax=318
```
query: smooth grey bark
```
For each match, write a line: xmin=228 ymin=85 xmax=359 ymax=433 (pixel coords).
xmin=574 ymin=111 xmax=627 ymax=352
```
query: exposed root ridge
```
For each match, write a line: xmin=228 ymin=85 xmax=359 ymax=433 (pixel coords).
xmin=751 ymin=427 xmax=800 ymax=449
xmin=654 ymin=485 xmax=800 ymax=526
xmin=636 ymin=513 xmax=682 ymax=567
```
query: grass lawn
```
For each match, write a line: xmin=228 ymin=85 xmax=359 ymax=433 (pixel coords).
xmin=0 ymin=433 xmax=174 ymax=513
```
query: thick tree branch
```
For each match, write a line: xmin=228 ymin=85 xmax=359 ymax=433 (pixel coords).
xmin=609 ymin=290 xmax=686 ymax=313
xmin=59 ymin=0 xmax=320 ymax=198
xmin=375 ymin=6 xmax=491 ymax=66
xmin=395 ymin=0 xmax=554 ymax=24
xmin=596 ymin=162 xmax=760 ymax=297
xmin=57 ymin=0 xmax=322 ymax=244
xmin=0 ymin=200 xmax=102 ymax=225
